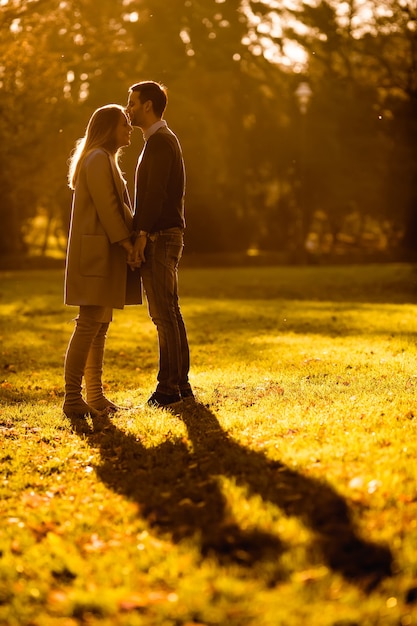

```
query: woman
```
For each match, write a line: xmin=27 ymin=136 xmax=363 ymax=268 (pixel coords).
xmin=63 ymin=104 xmax=141 ymax=419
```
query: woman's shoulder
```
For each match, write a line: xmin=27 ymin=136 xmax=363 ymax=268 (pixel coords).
xmin=84 ymin=147 xmax=110 ymax=165
xmin=83 ymin=149 xmax=114 ymax=177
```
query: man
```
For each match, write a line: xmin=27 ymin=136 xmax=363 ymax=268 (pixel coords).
xmin=126 ymin=81 xmax=193 ymax=409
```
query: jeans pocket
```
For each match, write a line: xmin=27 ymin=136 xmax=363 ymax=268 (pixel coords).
xmin=165 ymin=240 xmax=183 ymax=266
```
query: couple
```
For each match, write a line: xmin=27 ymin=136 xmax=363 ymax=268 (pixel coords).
xmin=63 ymin=81 xmax=193 ymax=419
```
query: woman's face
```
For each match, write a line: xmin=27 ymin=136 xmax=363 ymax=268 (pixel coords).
xmin=115 ymin=112 xmax=132 ymax=149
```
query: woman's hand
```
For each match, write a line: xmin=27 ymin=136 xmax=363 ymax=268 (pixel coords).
xmin=118 ymin=237 xmax=136 ymax=269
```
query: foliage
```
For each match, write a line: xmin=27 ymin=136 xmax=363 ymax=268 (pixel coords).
xmin=279 ymin=0 xmax=417 ymax=242
xmin=0 ymin=0 xmax=416 ymax=263
xmin=1 ymin=265 xmax=417 ymax=624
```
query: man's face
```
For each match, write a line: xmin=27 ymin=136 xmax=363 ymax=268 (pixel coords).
xmin=126 ymin=91 xmax=145 ymax=129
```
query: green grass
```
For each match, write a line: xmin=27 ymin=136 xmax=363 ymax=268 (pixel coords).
xmin=1 ymin=263 xmax=417 ymax=625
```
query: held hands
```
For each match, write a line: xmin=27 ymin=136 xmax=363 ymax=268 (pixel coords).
xmin=119 ymin=233 xmax=147 ymax=269
xmin=118 ymin=238 xmax=139 ymax=270
xmin=129 ymin=233 xmax=147 ymax=269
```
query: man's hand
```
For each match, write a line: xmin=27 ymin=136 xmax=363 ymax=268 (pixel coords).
xmin=130 ymin=233 xmax=147 ymax=267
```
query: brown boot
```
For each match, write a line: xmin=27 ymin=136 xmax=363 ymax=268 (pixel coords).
xmin=63 ymin=317 xmax=101 ymax=418
xmin=84 ymin=322 xmax=122 ymax=413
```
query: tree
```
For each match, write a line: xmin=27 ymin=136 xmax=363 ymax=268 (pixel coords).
xmin=1 ymin=0 xmax=416 ymax=263
xmin=0 ymin=0 xmax=146 ymax=262
xmin=245 ymin=0 xmax=417 ymax=253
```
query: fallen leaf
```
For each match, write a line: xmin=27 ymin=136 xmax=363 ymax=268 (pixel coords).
xmin=118 ymin=590 xmax=178 ymax=611
xmin=83 ymin=533 xmax=107 ymax=553
xmin=179 ymin=498 xmax=194 ymax=506
xmin=21 ymin=491 xmax=52 ymax=508
xmin=293 ymin=566 xmax=329 ymax=582
xmin=349 ymin=476 xmax=364 ymax=490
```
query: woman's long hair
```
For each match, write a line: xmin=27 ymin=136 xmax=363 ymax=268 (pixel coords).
xmin=68 ymin=104 xmax=126 ymax=190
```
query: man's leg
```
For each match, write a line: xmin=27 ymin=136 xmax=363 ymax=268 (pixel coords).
xmin=141 ymin=232 xmax=189 ymax=406
xmin=175 ymin=287 xmax=192 ymax=399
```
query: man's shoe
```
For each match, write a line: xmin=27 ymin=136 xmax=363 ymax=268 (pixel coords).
xmin=181 ymin=388 xmax=195 ymax=404
xmin=146 ymin=391 xmax=183 ymax=409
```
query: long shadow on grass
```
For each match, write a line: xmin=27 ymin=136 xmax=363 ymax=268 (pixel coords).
xmin=68 ymin=404 xmax=392 ymax=590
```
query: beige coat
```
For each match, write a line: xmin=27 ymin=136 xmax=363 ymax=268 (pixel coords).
xmin=64 ymin=148 xmax=141 ymax=308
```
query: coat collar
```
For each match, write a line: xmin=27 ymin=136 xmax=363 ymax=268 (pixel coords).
xmin=107 ymin=152 xmax=133 ymax=213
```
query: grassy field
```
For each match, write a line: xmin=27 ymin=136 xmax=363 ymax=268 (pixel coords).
xmin=1 ymin=263 xmax=417 ymax=626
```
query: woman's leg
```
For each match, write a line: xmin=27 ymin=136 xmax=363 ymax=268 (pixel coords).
xmin=63 ymin=314 xmax=102 ymax=418
xmin=84 ymin=322 xmax=120 ymax=412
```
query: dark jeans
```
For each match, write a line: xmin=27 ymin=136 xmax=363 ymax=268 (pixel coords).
xmin=141 ymin=228 xmax=191 ymax=396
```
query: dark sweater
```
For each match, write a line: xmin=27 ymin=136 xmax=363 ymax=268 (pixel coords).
xmin=133 ymin=126 xmax=186 ymax=233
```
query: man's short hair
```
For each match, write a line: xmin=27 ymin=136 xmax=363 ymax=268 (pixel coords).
xmin=129 ymin=81 xmax=167 ymax=117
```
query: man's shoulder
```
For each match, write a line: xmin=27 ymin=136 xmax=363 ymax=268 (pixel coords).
xmin=150 ymin=126 xmax=177 ymax=140
xmin=148 ymin=128 xmax=181 ymax=152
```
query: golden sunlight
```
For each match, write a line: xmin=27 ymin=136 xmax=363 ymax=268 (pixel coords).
xmin=240 ymin=0 xmax=405 ymax=69
xmin=241 ymin=0 xmax=310 ymax=71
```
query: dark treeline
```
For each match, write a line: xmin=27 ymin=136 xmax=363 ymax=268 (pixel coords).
xmin=1 ymin=0 xmax=416 ymax=266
